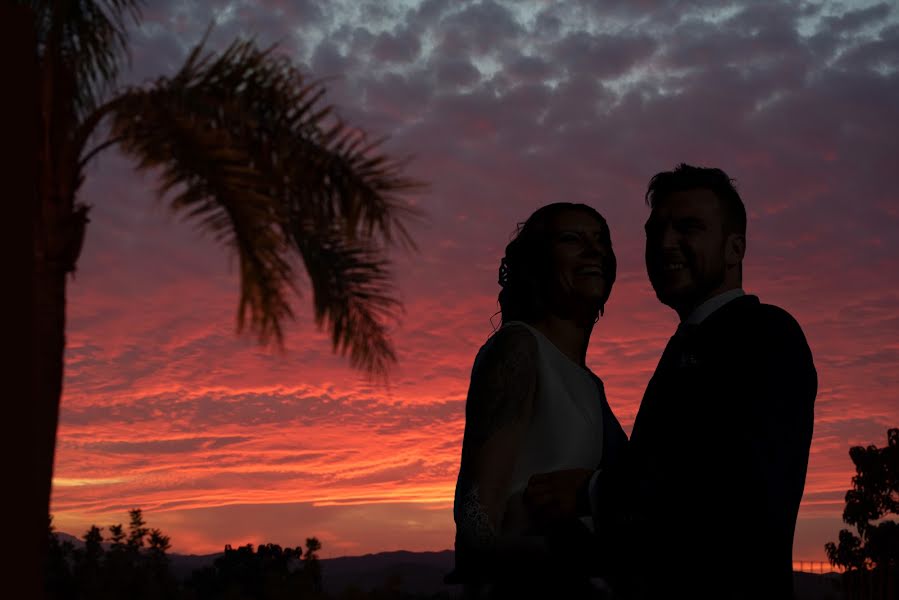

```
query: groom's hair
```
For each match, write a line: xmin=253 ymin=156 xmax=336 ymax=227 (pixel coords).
xmin=496 ymin=202 xmax=615 ymax=327
xmin=645 ymin=163 xmax=747 ymax=237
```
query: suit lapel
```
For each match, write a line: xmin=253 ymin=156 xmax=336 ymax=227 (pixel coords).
xmin=630 ymin=334 xmax=681 ymax=448
xmin=630 ymin=295 xmax=761 ymax=448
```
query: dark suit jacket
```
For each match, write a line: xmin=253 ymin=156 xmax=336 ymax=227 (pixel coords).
xmin=591 ymin=295 xmax=817 ymax=599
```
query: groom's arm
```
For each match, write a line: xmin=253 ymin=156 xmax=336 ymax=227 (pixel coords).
xmin=580 ymin=448 xmax=637 ymax=536
xmin=737 ymin=307 xmax=816 ymax=585
xmin=752 ymin=307 xmax=816 ymax=500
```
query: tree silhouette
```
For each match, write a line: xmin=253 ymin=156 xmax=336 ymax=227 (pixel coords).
xmin=45 ymin=517 xmax=74 ymax=599
xmin=826 ymin=428 xmax=899 ymax=599
xmin=127 ymin=509 xmax=149 ymax=553
xmin=72 ymin=525 xmax=105 ymax=599
xmin=147 ymin=528 xmax=172 ymax=564
xmin=826 ymin=428 xmax=899 ymax=571
xmin=47 ymin=513 xmax=459 ymax=599
xmin=47 ymin=509 xmax=180 ymax=600
xmin=82 ymin=526 xmax=104 ymax=564
xmin=108 ymin=523 xmax=126 ymax=551
xmin=304 ymin=537 xmax=323 ymax=594
xmin=12 ymin=1 xmax=424 ymax=595
xmin=185 ymin=540 xmax=318 ymax=599
xmin=826 ymin=529 xmax=865 ymax=571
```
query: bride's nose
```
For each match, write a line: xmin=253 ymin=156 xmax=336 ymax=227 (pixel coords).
xmin=580 ymin=236 xmax=608 ymax=260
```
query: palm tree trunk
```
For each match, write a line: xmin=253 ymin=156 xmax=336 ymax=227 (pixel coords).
xmin=30 ymin=132 xmax=87 ymax=600
xmin=2 ymin=4 xmax=88 ymax=597
xmin=32 ymin=251 xmax=69 ymax=596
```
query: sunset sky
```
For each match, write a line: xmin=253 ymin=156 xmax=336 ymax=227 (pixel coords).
xmin=50 ymin=0 xmax=899 ymax=563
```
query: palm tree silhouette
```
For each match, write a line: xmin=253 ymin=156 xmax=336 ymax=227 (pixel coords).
xmin=8 ymin=2 xmax=424 ymax=596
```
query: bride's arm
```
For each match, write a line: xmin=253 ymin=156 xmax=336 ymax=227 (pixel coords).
xmin=456 ymin=325 xmax=549 ymax=564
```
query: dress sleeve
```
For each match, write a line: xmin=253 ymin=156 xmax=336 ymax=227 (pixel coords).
xmin=455 ymin=324 xmax=548 ymax=567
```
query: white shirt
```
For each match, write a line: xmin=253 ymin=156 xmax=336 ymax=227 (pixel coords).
xmin=682 ymin=287 xmax=746 ymax=326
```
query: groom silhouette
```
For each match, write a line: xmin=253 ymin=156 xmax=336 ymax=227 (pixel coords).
xmin=524 ymin=164 xmax=817 ymax=599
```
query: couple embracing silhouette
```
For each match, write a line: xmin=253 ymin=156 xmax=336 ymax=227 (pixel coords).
xmin=449 ymin=164 xmax=817 ymax=599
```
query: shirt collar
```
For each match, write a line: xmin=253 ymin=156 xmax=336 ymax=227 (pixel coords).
xmin=682 ymin=288 xmax=746 ymax=326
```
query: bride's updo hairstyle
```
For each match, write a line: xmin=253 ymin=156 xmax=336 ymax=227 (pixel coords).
xmin=497 ymin=202 xmax=615 ymax=327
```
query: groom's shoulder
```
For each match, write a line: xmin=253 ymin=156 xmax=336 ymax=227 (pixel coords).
xmin=735 ymin=296 xmax=809 ymax=347
xmin=753 ymin=299 xmax=805 ymax=332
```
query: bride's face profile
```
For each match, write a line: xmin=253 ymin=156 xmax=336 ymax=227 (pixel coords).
xmin=545 ymin=209 xmax=615 ymax=318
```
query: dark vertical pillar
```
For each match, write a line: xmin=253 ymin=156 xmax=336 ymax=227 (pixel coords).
xmin=0 ymin=4 xmax=42 ymax=598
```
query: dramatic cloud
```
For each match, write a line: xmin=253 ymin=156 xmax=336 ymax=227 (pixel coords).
xmin=51 ymin=0 xmax=899 ymax=564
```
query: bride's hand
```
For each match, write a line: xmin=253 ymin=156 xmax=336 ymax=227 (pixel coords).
xmin=523 ymin=468 xmax=593 ymax=526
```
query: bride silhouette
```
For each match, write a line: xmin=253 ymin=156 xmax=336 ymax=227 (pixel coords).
xmin=447 ymin=203 xmax=628 ymax=598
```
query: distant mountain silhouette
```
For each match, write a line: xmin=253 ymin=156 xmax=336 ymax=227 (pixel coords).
xmin=319 ymin=549 xmax=456 ymax=596
xmin=54 ymin=532 xmax=87 ymax=548
xmin=52 ymin=532 xmax=840 ymax=598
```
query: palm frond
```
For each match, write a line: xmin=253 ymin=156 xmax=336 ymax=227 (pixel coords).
xmin=295 ymin=223 xmax=402 ymax=380
xmin=26 ymin=0 xmax=142 ymax=120
xmin=108 ymin=86 xmax=297 ymax=348
xmin=103 ymin=28 xmax=424 ymax=376
xmin=158 ymin=31 xmax=427 ymax=248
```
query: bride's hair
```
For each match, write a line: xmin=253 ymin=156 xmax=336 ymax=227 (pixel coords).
xmin=495 ymin=202 xmax=615 ymax=328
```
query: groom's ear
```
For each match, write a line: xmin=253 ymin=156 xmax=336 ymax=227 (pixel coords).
xmin=725 ymin=232 xmax=746 ymax=267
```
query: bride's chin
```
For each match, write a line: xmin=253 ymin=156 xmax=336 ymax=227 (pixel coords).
xmin=574 ymin=301 xmax=606 ymax=323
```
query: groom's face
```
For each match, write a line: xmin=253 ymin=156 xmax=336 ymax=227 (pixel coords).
xmin=644 ymin=188 xmax=729 ymax=314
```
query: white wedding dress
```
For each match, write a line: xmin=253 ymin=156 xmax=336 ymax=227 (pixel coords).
xmin=452 ymin=320 xmax=607 ymax=576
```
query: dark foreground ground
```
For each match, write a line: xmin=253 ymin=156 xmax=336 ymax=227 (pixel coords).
xmin=172 ymin=548 xmax=844 ymax=599
xmin=54 ymin=534 xmax=849 ymax=599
